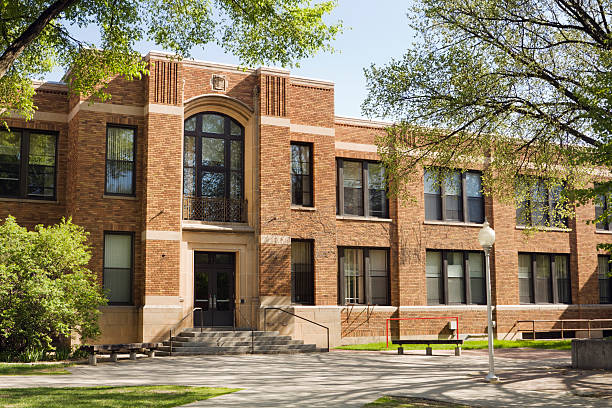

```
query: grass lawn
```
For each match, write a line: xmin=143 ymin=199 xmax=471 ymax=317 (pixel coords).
xmin=364 ymin=396 xmax=471 ymax=407
xmin=338 ymin=339 xmax=571 ymax=351
xmin=0 ymin=385 xmax=240 ymax=408
xmin=0 ymin=363 xmax=73 ymax=376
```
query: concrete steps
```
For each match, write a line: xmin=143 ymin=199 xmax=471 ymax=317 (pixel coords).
xmin=156 ymin=328 xmax=321 ymax=356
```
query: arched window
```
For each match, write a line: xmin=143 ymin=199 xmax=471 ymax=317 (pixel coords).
xmin=183 ymin=113 xmax=245 ymax=222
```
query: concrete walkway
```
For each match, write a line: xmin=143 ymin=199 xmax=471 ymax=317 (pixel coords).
xmin=1 ymin=349 xmax=611 ymax=407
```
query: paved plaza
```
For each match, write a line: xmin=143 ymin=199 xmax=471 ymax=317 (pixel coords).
xmin=1 ymin=349 xmax=611 ymax=407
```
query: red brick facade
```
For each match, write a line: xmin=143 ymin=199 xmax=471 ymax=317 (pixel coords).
xmin=2 ymin=51 xmax=611 ymax=345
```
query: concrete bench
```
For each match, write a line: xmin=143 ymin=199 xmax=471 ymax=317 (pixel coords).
xmin=82 ymin=343 xmax=161 ymax=365
xmin=392 ymin=339 xmax=464 ymax=356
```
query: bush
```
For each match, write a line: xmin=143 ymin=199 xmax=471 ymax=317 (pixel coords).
xmin=0 ymin=216 xmax=107 ymax=355
xmin=18 ymin=347 xmax=46 ymax=363
xmin=54 ymin=346 xmax=72 ymax=361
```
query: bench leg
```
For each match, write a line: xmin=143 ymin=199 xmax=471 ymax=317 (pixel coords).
xmin=88 ymin=353 xmax=97 ymax=366
xmin=455 ymin=346 xmax=461 ymax=356
xmin=397 ymin=347 xmax=404 ymax=355
xmin=426 ymin=347 xmax=433 ymax=356
xmin=129 ymin=351 xmax=137 ymax=360
xmin=110 ymin=352 xmax=118 ymax=362
xmin=147 ymin=350 xmax=156 ymax=358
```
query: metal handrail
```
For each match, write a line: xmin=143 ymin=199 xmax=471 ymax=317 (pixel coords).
xmin=168 ymin=307 xmax=203 ymax=356
xmin=263 ymin=307 xmax=330 ymax=352
xmin=517 ymin=319 xmax=612 ymax=340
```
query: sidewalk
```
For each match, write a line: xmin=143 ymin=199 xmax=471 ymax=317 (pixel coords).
xmin=1 ymin=349 xmax=610 ymax=407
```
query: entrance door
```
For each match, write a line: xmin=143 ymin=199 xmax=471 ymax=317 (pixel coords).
xmin=194 ymin=252 xmax=235 ymax=327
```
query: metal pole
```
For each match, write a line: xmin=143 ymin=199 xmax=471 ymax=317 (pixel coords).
xmin=484 ymin=246 xmax=498 ymax=382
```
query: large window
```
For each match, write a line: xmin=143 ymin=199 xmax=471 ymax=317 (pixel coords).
xmin=426 ymin=250 xmax=486 ymax=305
xmin=0 ymin=129 xmax=57 ymax=199
xmin=105 ymin=125 xmax=135 ymax=195
xmin=424 ymin=168 xmax=484 ymax=223
xmin=183 ymin=113 xmax=244 ymax=222
xmin=598 ymin=255 xmax=612 ymax=304
xmin=103 ymin=232 xmax=133 ymax=304
xmin=516 ymin=179 xmax=566 ymax=227
xmin=337 ymin=159 xmax=389 ymax=218
xmin=291 ymin=143 xmax=313 ymax=207
xmin=594 ymin=185 xmax=611 ymax=231
xmin=291 ymin=240 xmax=314 ymax=304
xmin=338 ymin=247 xmax=389 ymax=305
xmin=518 ymin=253 xmax=571 ymax=304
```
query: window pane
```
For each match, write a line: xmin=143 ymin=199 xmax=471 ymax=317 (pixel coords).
xmin=598 ymin=256 xmax=611 ymax=304
xmin=554 ymin=255 xmax=571 ymax=304
xmin=425 ymin=194 xmax=442 ymax=220
xmin=469 ymin=253 xmax=485 ymax=304
xmin=426 ymin=251 xmax=443 ymax=304
xmin=519 ymin=254 xmax=533 ymax=303
xmin=424 ymin=169 xmax=440 ymax=194
xmin=292 ymin=241 xmax=314 ymax=304
xmin=0 ymin=130 xmax=20 ymax=197
xmin=444 ymin=172 xmax=462 ymax=221
xmin=106 ymin=128 xmax=133 ymax=195
xmin=466 ymin=173 xmax=484 ymax=223
xmin=184 ymin=136 xmax=196 ymax=166
xmin=202 ymin=137 xmax=225 ymax=166
xmin=184 ymin=117 xmax=196 ymax=132
xmin=595 ymin=195 xmax=607 ymax=230
xmin=343 ymin=161 xmax=363 ymax=216
xmin=550 ymin=184 xmax=566 ymax=227
xmin=369 ymin=249 xmax=389 ymax=305
xmin=230 ymin=120 xmax=242 ymax=136
xmin=230 ymin=140 xmax=242 ymax=171
xmin=535 ymin=254 xmax=552 ymax=303
xmin=368 ymin=163 xmax=388 ymax=218
xmin=103 ymin=267 xmax=131 ymax=304
xmin=531 ymin=182 xmax=549 ymax=226
xmin=183 ymin=167 xmax=196 ymax=196
xmin=466 ymin=173 xmax=482 ymax=197
xmin=344 ymin=248 xmax=364 ymax=304
xmin=27 ymin=133 xmax=56 ymax=197
xmin=230 ymin=171 xmax=242 ymax=199
xmin=201 ymin=114 xmax=224 ymax=134
xmin=291 ymin=144 xmax=312 ymax=206
xmin=447 ymin=251 xmax=465 ymax=303
xmin=201 ymin=172 xmax=225 ymax=197
xmin=104 ymin=234 xmax=132 ymax=268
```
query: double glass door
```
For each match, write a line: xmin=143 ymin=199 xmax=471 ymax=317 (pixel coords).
xmin=194 ymin=252 xmax=235 ymax=327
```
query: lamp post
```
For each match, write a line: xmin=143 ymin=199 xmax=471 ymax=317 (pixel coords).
xmin=478 ymin=220 xmax=498 ymax=383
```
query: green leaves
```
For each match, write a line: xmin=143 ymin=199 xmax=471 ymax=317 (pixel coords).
xmin=0 ymin=216 xmax=106 ymax=354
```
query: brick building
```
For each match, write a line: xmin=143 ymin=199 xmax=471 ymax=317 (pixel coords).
xmin=2 ymin=51 xmax=612 ymax=347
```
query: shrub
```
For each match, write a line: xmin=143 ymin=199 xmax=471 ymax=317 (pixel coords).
xmin=0 ymin=216 xmax=107 ymax=355
xmin=54 ymin=346 xmax=72 ymax=361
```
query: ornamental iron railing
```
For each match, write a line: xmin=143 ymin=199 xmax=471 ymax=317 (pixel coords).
xmin=183 ymin=196 xmax=248 ymax=223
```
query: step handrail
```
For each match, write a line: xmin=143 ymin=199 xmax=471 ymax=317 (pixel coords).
xmin=169 ymin=307 xmax=203 ymax=356
xmin=263 ymin=307 xmax=330 ymax=352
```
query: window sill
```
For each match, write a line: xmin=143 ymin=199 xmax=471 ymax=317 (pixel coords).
xmin=515 ymin=225 xmax=571 ymax=232
xmin=336 ymin=215 xmax=392 ymax=223
xmin=424 ymin=220 xmax=484 ymax=228
xmin=103 ymin=194 xmax=138 ymax=200
xmin=595 ymin=229 xmax=612 ymax=235
xmin=0 ymin=197 xmax=58 ymax=204
xmin=291 ymin=205 xmax=316 ymax=212
xmin=182 ymin=220 xmax=254 ymax=233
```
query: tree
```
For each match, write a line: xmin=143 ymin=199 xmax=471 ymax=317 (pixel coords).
xmin=362 ymin=0 xmax=612 ymax=229
xmin=0 ymin=216 xmax=106 ymax=355
xmin=0 ymin=0 xmax=341 ymax=122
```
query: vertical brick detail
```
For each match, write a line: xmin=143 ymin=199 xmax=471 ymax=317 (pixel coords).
xmin=154 ymin=61 xmax=179 ymax=105
xmin=264 ymin=76 xmax=286 ymax=117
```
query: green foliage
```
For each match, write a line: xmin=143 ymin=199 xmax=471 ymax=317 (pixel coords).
xmin=0 ymin=216 xmax=106 ymax=356
xmin=363 ymin=0 xmax=612 ymax=231
xmin=0 ymin=0 xmax=341 ymax=125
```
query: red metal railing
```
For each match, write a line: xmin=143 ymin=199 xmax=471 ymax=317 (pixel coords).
xmin=386 ymin=316 xmax=460 ymax=348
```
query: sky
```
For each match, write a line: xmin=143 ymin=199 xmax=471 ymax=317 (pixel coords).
xmin=46 ymin=1 xmax=416 ymax=120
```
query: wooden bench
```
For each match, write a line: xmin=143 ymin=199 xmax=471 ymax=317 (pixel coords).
xmin=392 ymin=339 xmax=464 ymax=356
xmin=81 ymin=343 xmax=161 ymax=365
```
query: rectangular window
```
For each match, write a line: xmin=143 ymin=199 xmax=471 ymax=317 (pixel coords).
xmin=339 ymin=247 xmax=389 ymax=305
xmin=291 ymin=240 xmax=314 ymax=305
xmin=594 ymin=184 xmax=611 ymax=231
xmin=425 ymin=250 xmax=485 ymax=305
xmin=337 ymin=159 xmax=389 ymax=218
xmin=291 ymin=143 xmax=313 ymax=207
xmin=598 ymin=255 xmax=612 ymax=304
xmin=518 ymin=253 xmax=571 ymax=304
xmin=516 ymin=179 xmax=567 ymax=227
xmin=106 ymin=125 xmax=135 ymax=195
xmin=103 ymin=232 xmax=133 ymax=304
xmin=0 ymin=129 xmax=57 ymax=199
xmin=424 ymin=168 xmax=483 ymax=223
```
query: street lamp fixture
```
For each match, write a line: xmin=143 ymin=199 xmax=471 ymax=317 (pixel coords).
xmin=478 ymin=220 xmax=499 ymax=383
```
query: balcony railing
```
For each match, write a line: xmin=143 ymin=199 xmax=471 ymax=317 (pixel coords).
xmin=183 ymin=196 xmax=248 ymax=223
